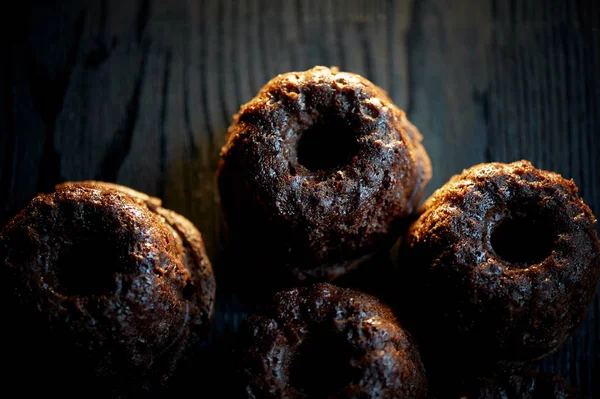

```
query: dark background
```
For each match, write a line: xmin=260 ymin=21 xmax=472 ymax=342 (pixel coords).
xmin=1 ymin=0 xmax=599 ymax=396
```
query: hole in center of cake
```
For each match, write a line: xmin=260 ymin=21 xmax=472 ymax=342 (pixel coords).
xmin=491 ymin=206 xmax=555 ymax=267
xmin=296 ymin=119 xmax=359 ymax=172
xmin=290 ymin=330 xmax=358 ymax=396
xmin=55 ymin=238 xmax=126 ymax=296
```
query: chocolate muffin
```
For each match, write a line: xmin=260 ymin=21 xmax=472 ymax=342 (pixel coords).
xmin=459 ymin=371 xmax=580 ymax=399
xmin=218 ymin=66 xmax=431 ymax=282
xmin=0 ymin=181 xmax=216 ymax=395
xmin=400 ymin=161 xmax=600 ymax=371
xmin=234 ymin=283 xmax=427 ymax=398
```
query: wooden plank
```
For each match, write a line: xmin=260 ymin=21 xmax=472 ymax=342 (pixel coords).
xmin=0 ymin=51 xmax=14 ymax=225
xmin=485 ymin=0 xmax=600 ymax=394
xmin=406 ymin=0 xmax=492 ymax=198
xmin=53 ymin=0 xmax=150 ymax=188
xmin=3 ymin=1 xmax=85 ymax=225
xmin=115 ymin=0 xmax=171 ymax=197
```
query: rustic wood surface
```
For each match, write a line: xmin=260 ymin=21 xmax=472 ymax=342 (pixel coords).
xmin=3 ymin=0 xmax=599 ymax=396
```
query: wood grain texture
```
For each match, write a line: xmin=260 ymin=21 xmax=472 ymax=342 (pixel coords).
xmin=485 ymin=1 xmax=600 ymax=394
xmin=2 ymin=0 xmax=599 ymax=396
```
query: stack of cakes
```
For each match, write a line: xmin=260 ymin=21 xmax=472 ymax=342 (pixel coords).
xmin=1 ymin=66 xmax=597 ymax=398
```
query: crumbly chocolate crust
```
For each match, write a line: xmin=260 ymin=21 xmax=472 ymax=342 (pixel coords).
xmin=401 ymin=161 xmax=600 ymax=369
xmin=218 ymin=66 xmax=431 ymax=282
xmin=0 ymin=181 xmax=215 ymax=395
xmin=234 ymin=283 xmax=427 ymax=398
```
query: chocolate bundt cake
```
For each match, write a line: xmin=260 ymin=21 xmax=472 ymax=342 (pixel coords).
xmin=401 ymin=161 xmax=600 ymax=370
xmin=234 ymin=283 xmax=427 ymax=398
xmin=218 ymin=66 xmax=431 ymax=282
xmin=0 ymin=181 xmax=216 ymax=395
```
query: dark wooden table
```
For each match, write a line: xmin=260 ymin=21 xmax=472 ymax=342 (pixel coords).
xmin=2 ymin=0 xmax=599 ymax=396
